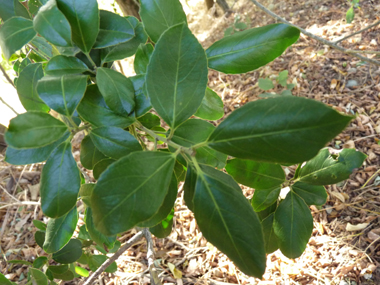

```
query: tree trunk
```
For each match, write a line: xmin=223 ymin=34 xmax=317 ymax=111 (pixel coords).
xmin=115 ymin=0 xmax=140 ymax=20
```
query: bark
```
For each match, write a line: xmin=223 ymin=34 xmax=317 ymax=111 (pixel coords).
xmin=115 ymin=0 xmax=140 ymax=20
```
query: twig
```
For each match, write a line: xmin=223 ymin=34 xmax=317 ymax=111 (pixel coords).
xmin=0 ymin=63 xmax=15 ymax=88
xmin=0 ymin=201 xmax=40 ymax=210
xmin=248 ymin=0 xmax=380 ymax=67
xmin=0 ymin=184 xmax=20 ymax=203
xmin=143 ymin=228 xmax=163 ymax=285
xmin=335 ymin=19 xmax=380 ymax=44
xmin=344 ymin=49 xmax=380 ymax=54
xmin=0 ymin=97 xmax=19 ymax=116
xmin=83 ymin=231 xmax=144 ymax=285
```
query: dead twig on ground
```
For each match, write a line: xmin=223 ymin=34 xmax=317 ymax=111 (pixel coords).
xmin=143 ymin=228 xmax=163 ymax=285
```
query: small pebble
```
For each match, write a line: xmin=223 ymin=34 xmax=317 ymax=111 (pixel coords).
xmin=346 ymin=80 xmax=359 ymax=88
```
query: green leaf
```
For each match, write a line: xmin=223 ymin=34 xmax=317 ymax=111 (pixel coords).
xmin=48 ymin=265 xmax=68 ymax=275
xmin=77 ymin=85 xmax=135 ymax=128
xmin=96 ymin=67 xmax=135 ymax=115
xmin=0 ymin=17 xmax=36 ymax=60
xmin=208 ymin=97 xmax=353 ymax=164
xmin=130 ymin=75 xmax=151 ymax=117
xmin=85 ymin=207 xmax=116 ymax=249
xmin=194 ymin=165 xmax=266 ymax=278
xmin=48 ymin=265 xmax=74 ymax=281
xmin=139 ymin=0 xmax=187 ymax=43
xmin=33 ymin=220 xmax=47 ymax=231
xmin=183 ymin=166 xmax=197 ymax=212
xmin=261 ymin=213 xmax=279 ymax=254
xmin=194 ymin=88 xmax=224 ymax=121
xmin=94 ymin=10 xmax=134 ymax=48
xmin=33 ymin=0 xmax=72 ymax=47
xmin=40 ymin=141 xmax=81 ymax=218
xmin=79 ymin=183 xmax=95 ymax=207
xmin=292 ymin=182 xmax=327 ymax=206
xmin=14 ymin=57 xmax=31 ymax=75
xmin=298 ymin=148 xmax=367 ymax=185
xmin=273 ymin=191 xmax=313 ymax=258
xmin=37 ymin=75 xmax=88 ymax=117
xmin=134 ymin=43 xmax=154 ymax=74
xmin=5 ymin=131 xmax=69 ymax=165
xmin=258 ymin=78 xmax=274 ymax=90
xmin=80 ymin=135 xmax=108 ymax=170
xmin=43 ymin=207 xmax=78 ymax=253
xmin=34 ymin=231 xmax=46 ymax=248
xmin=138 ymin=113 xmax=160 ymax=129
xmin=16 ymin=63 xmax=49 ymax=112
xmin=56 ymin=0 xmax=99 ymax=52
xmin=7 ymin=260 xmax=33 ymax=266
xmin=225 ymin=159 xmax=285 ymax=189
xmin=0 ymin=273 xmax=13 ymax=285
xmin=251 ymin=186 xmax=281 ymax=212
xmin=150 ymin=217 xmax=173 ymax=238
xmin=5 ymin=112 xmax=68 ymax=149
xmin=278 ymin=70 xmax=288 ymax=87
xmin=257 ymin=203 xmax=277 ymax=221
xmin=235 ymin=22 xmax=247 ymax=30
xmin=76 ymin=252 xmax=89 ymax=265
xmin=171 ymin=119 xmax=227 ymax=169
xmin=100 ymin=16 xmax=148 ymax=63
xmin=206 ymin=23 xmax=300 ymax=74
xmin=91 ymin=151 xmax=175 ymax=235
xmin=138 ymin=175 xmax=178 ymax=227
xmin=90 ymin=126 xmax=142 ymax=160
xmin=31 ymin=36 xmax=53 ymax=58
xmin=146 ymin=23 xmax=208 ymax=129
xmin=45 ymin=55 xmax=89 ymax=76
xmin=0 ymin=0 xmax=30 ymax=21
xmin=346 ymin=7 xmax=355 ymax=23
xmin=224 ymin=26 xmax=234 ymax=37
xmin=29 ymin=0 xmax=43 ymax=16
xmin=52 ymin=239 xmax=82 ymax=264
xmin=93 ymin=158 xmax=116 ymax=180
xmin=29 ymin=268 xmax=48 ymax=285
xmin=280 ymin=89 xmax=293 ymax=96
xmin=88 ymin=255 xmax=117 ymax=273
xmin=75 ymin=266 xmax=89 ymax=277
xmin=33 ymin=256 xmax=48 ymax=269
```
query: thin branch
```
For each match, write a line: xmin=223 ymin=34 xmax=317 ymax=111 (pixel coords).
xmin=83 ymin=231 xmax=144 ymax=285
xmin=0 ymin=201 xmax=40 ymax=210
xmin=0 ymin=97 xmax=19 ymax=115
xmin=248 ymin=0 xmax=380 ymax=67
xmin=0 ymin=64 xmax=15 ymax=88
xmin=143 ymin=228 xmax=163 ymax=285
xmin=335 ymin=19 xmax=380 ymax=44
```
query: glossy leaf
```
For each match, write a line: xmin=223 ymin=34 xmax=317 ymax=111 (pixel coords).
xmin=30 ymin=268 xmax=48 ymax=285
xmin=273 ymin=191 xmax=313 ymax=258
xmin=48 ymin=265 xmax=74 ymax=281
xmin=48 ymin=265 xmax=68 ymax=275
xmin=79 ymin=183 xmax=94 ymax=207
xmin=146 ymin=23 xmax=208 ymax=129
xmin=29 ymin=0 xmax=43 ymax=16
xmin=97 ymin=67 xmax=135 ymax=115
xmin=33 ymin=256 xmax=48 ymax=269
xmin=13 ymin=57 xmax=31 ymax=74
xmin=100 ymin=16 xmax=148 ymax=63
xmin=91 ymin=126 xmax=141 ymax=159
xmin=33 ymin=220 xmax=47 ymax=232
xmin=298 ymin=148 xmax=367 ymax=185
xmin=257 ymin=203 xmax=277 ymax=221
xmin=33 ymin=0 xmax=72 ymax=47
xmin=40 ymin=141 xmax=81 ymax=218
xmin=45 ymin=55 xmax=89 ymax=76
xmin=93 ymin=158 xmax=116 ymax=180
xmin=134 ymin=43 xmax=154 ymax=74
xmin=139 ymin=0 xmax=187 ymax=43
xmin=0 ymin=0 xmax=31 ymax=21
xmin=292 ymin=182 xmax=327 ymax=206
xmin=80 ymin=135 xmax=107 ymax=170
xmin=261 ymin=213 xmax=279 ymax=254
xmin=77 ymin=85 xmax=135 ymax=128
xmin=43 ymin=207 xmax=78 ymax=253
xmin=206 ymin=24 xmax=300 ymax=74
xmin=35 ymin=231 xmax=46 ymax=248
xmin=138 ymin=175 xmax=178 ymax=227
xmin=94 ymin=10 xmax=134 ymax=48
xmin=226 ymin=159 xmax=285 ymax=189
xmin=91 ymin=151 xmax=175 ymax=235
xmin=0 ymin=17 xmax=36 ymax=60
xmin=31 ymin=36 xmax=53 ymax=58
xmin=171 ymin=119 xmax=227 ymax=169
xmin=0 ymin=273 xmax=13 ymax=285
xmin=5 ymin=112 xmax=68 ymax=149
xmin=88 ymin=255 xmax=117 ymax=273
xmin=130 ymin=75 xmax=151 ymax=117
xmin=16 ymin=63 xmax=49 ymax=112
xmin=183 ymin=166 xmax=197 ymax=212
xmin=251 ymin=186 xmax=281 ymax=212
xmin=194 ymin=88 xmax=224 ymax=121
xmin=56 ymin=0 xmax=99 ymax=52
xmin=75 ymin=266 xmax=89 ymax=277
xmin=138 ymin=113 xmax=160 ymax=129
xmin=194 ymin=165 xmax=266 ymax=278
xmin=85 ymin=207 xmax=116 ymax=249
xmin=150 ymin=218 xmax=173 ymax=238
xmin=52 ymin=239 xmax=82 ymax=264
xmin=208 ymin=97 xmax=353 ymax=164
xmin=37 ymin=75 xmax=88 ymax=117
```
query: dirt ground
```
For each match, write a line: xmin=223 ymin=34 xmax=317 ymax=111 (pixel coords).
xmin=1 ymin=0 xmax=380 ymax=284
